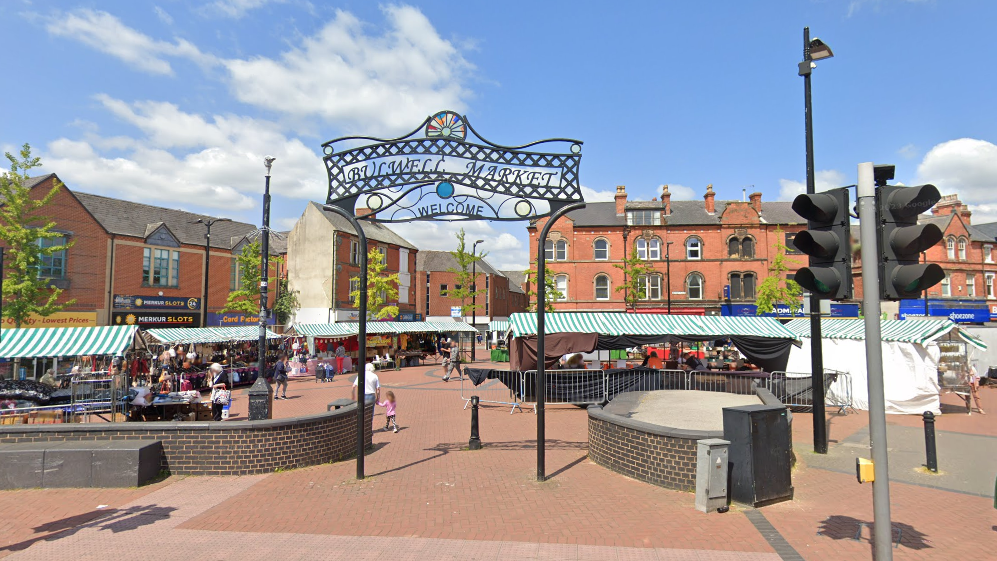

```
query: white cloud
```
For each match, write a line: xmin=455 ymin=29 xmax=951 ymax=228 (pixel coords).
xmin=898 ymin=143 xmax=918 ymax=159
xmin=777 ymin=169 xmax=847 ymax=201
xmin=581 ymin=186 xmax=615 ymax=202
xmin=153 ymin=6 xmax=173 ymax=25
xmin=916 ymin=138 xmax=997 ymax=223
xmin=45 ymin=9 xmax=216 ymax=75
xmin=664 ymin=184 xmax=696 ymax=200
xmin=203 ymin=0 xmax=284 ymax=18
xmin=389 ymin=221 xmax=528 ymax=270
xmin=41 ymin=96 xmax=326 ymax=210
xmin=222 ymin=5 xmax=474 ymax=134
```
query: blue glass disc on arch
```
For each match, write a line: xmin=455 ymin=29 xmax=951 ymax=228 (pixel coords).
xmin=436 ymin=182 xmax=455 ymax=199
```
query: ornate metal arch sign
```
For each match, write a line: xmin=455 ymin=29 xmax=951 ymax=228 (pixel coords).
xmin=323 ymin=111 xmax=584 ymax=222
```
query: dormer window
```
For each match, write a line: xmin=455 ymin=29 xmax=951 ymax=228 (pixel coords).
xmin=626 ymin=210 xmax=661 ymax=226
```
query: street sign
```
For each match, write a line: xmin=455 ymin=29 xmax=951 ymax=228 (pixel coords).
xmin=451 ymin=306 xmax=462 ymax=318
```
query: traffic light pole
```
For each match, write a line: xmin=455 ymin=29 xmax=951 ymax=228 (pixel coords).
xmin=857 ymin=162 xmax=894 ymax=561
xmin=802 ymin=26 xmax=828 ymax=454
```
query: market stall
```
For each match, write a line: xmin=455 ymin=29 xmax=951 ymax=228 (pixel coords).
xmin=145 ymin=326 xmax=281 ymax=390
xmin=783 ymin=318 xmax=987 ymax=414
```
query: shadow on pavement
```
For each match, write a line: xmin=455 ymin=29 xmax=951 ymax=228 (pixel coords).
xmin=2 ymin=505 xmax=177 ymax=554
xmin=817 ymin=515 xmax=932 ymax=552
xmin=367 ymin=439 xmax=588 ymax=478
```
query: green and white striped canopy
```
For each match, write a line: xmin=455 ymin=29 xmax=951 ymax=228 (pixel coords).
xmin=487 ymin=320 xmax=510 ymax=333
xmin=508 ymin=312 xmax=798 ymax=340
xmin=209 ymin=326 xmax=281 ymax=341
xmin=0 ymin=326 xmax=144 ymax=358
xmin=146 ymin=326 xmax=280 ymax=344
xmin=784 ymin=318 xmax=987 ymax=350
xmin=290 ymin=320 xmax=479 ymax=337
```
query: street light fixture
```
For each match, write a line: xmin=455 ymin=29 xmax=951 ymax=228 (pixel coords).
xmin=808 ymin=38 xmax=834 ymax=61
xmin=471 ymin=239 xmax=484 ymax=362
xmin=192 ymin=217 xmax=231 ymax=327
xmin=257 ymin=156 xmax=275 ymax=411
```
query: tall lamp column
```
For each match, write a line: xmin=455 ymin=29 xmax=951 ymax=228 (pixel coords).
xmin=666 ymin=241 xmax=673 ymax=314
xmin=193 ymin=217 xmax=231 ymax=327
xmin=258 ymin=157 xmax=276 ymax=391
xmin=471 ymin=239 xmax=484 ymax=362
xmin=799 ymin=26 xmax=834 ymax=454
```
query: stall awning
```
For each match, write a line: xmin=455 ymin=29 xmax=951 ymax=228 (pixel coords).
xmin=0 ymin=326 xmax=145 ymax=358
xmin=509 ymin=312 xmax=799 ymax=340
xmin=784 ymin=318 xmax=987 ymax=350
xmin=290 ymin=320 xmax=478 ymax=337
xmin=487 ymin=320 xmax=509 ymax=333
xmin=146 ymin=327 xmax=280 ymax=344
xmin=210 ymin=326 xmax=280 ymax=341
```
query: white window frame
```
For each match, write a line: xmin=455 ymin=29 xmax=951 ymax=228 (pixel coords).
xmin=946 ymin=237 xmax=955 ymax=260
xmin=349 ymin=277 xmax=361 ymax=296
xmin=986 ymin=272 xmax=995 ymax=298
xmin=556 ymin=240 xmax=567 ymax=261
xmin=350 ymin=240 xmax=360 ymax=265
xmin=594 ymin=274 xmax=611 ymax=300
xmin=687 ymin=273 xmax=704 ymax=300
xmin=686 ymin=238 xmax=702 ymax=260
xmin=941 ymin=274 xmax=951 ymax=297
xmin=643 ymin=275 xmax=661 ymax=300
xmin=554 ymin=275 xmax=568 ymax=301
xmin=648 ymin=239 xmax=660 ymax=260
xmin=378 ymin=246 xmax=387 ymax=266
xmin=594 ymin=238 xmax=609 ymax=260
xmin=967 ymin=275 xmax=976 ymax=297
xmin=985 ymin=245 xmax=994 ymax=264
xmin=636 ymin=239 xmax=648 ymax=260
xmin=958 ymin=238 xmax=967 ymax=261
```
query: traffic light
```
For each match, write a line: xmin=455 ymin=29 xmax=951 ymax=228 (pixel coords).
xmin=792 ymin=187 xmax=852 ymax=300
xmin=876 ymin=184 xmax=944 ymax=300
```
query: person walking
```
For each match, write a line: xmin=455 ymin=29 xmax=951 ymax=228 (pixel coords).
xmin=967 ymin=363 xmax=986 ymax=414
xmin=274 ymin=352 xmax=290 ymax=400
xmin=378 ymin=390 xmax=399 ymax=433
xmin=442 ymin=337 xmax=462 ymax=382
xmin=335 ymin=342 xmax=347 ymax=375
xmin=353 ymin=363 xmax=381 ymax=406
xmin=208 ymin=363 xmax=230 ymax=422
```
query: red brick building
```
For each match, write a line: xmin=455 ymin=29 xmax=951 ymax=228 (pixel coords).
xmin=1 ymin=174 xmax=278 ymax=329
xmin=287 ymin=202 xmax=418 ymax=323
xmin=526 ymin=185 xmax=806 ymax=315
xmin=414 ymin=251 xmax=527 ymax=328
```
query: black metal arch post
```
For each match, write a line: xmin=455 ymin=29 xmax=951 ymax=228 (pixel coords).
xmin=536 ymin=201 xmax=586 ymax=481
xmin=323 ymin=205 xmax=369 ymax=480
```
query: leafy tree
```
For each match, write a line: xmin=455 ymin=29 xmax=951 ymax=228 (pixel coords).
xmin=443 ymin=229 xmax=487 ymax=316
xmin=273 ymin=277 xmax=300 ymax=325
xmin=755 ymin=227 xmax=804 ymax=316
xmin=523 ymin=264 xmax=562 ymax=313
xmin=0 ymin=144 xmax=76 ymax=328
xmin=221 ymin=239 xmax=283 ymax=314
xmin=350 ymin=248 xmax=400 ymax=320
xmin=613 ymin=246 xmax=656 ymax=312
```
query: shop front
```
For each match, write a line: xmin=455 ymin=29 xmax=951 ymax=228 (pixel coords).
xmin=898 ymin=299 xmax=990 ymax=324
xmin=721 ymin=303 xmax=861 ymax=319
xmin=113 ymin=294 xmax=202 ymax=329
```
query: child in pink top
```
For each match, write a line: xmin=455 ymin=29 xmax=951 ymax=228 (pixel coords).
xmin=378 ymin=391 xmax=398 ymax=433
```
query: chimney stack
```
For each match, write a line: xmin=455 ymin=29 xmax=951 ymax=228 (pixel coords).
xmin=704 ymin=184 xmax=715 ymax=214
xmin=356 ymin=207 xmax=376 ymax=220
xmin=661 ymin=185 xmax=671 ymax=215
xmin=615 ymin=185 xmax=627 ymax=216
xmin=749 ymin=192 xmax=762 ymax=213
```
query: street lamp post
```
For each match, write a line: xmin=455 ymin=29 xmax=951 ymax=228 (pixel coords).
xmin=471 ymin=239 xmax=484 ymax=363
xmin=666 ymin=241 xmax=674 ymax=314
xmin=192 ymin=218 xmax=231 ymax=327
xmin=257 ymin=157 xmax=275 ymax=399
xmin=622 ymin=227 xmax=630 ymax=311
xmin=799 ymin=26 xmax=834 ymax=455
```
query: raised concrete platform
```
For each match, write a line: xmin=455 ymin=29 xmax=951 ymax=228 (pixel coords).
xmin=0 ymin=440 xmax=162 ymax=489
xmin=604 ymin=390 xmax=761 ymax=432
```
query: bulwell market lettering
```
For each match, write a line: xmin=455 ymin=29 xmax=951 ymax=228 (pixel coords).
xmin=343 ymin=157 xmax=560 ymax=187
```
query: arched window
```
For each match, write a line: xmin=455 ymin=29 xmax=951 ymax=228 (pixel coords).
xmin=637 ymin=274 xmax=662 ymax=300
xmin=687 ymin=273 xmax=704 ymax=300
xmin=545 ymin=239 xmax=568 ymax=261
xmin=946 ymin=237 xmax=956 ymax=260
xmin=593 ymin=238 xmax=609 ymax=260
xmin=728 ymin=238 xmax=740 ymax=258
xmin=636 ymin=238 xmax=648 ymax=260
xmin=555 ymin=275 xmax=568 ymax=301
xmin=686 ymin=237 xmax=702 ymax=260
xmin=741 ymin=237 xmax=754 ymax=259
xmin=594 ymin=274 xmax=611 ymax=300
xmin=958 ymin=237 xmax=967 ymax=260
xmin=648 ymin=239 xmax=661 ymax=260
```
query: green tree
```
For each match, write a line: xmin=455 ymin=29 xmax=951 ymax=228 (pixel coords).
xmin=443 ymin=229 xmax=487 ymax=316
xmin=755 ymin=227 xmax=804 ymax=316
xmin=613 ymin=246 xmax=656 ymax=312
xmin=350 ymin=248 xmax=400 ymax=320
xmin=273 ymin=277 xmax=300 ymax=325
xmin=221 ymin=239 xmax=283 ymax=314
xmin=0 ymin=144 xmax=76 ymax=327
xmin=523 ymin=264 xmax=562 ymax=313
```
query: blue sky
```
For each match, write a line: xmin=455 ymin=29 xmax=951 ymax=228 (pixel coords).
xmin=3 ymin=0 xmax=996 ymax=270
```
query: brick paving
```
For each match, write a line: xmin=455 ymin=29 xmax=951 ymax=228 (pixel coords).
xmin=1 ymin=359 xmax=994 ymax=559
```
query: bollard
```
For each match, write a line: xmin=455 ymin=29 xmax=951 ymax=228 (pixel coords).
xmin=923 ymin=411 xmax=937 ymax=473
xmin=469 ymin=395 xmax=482 ymax=450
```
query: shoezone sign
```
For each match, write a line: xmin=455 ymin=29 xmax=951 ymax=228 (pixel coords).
xmin=323 ymin=111 xmax=584 ymax=222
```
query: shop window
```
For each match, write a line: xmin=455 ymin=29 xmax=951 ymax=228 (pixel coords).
xmin=143 ymin=247 xmax=179 ymax=288
xmin=594 ymin=238 xmax=609 ymax=260
xmin=595 ymin=274 xmax=611 ymax=300
xmin=687 ymin=273 xmax=704 ymax=300
xmin=37 ymin=235 xmax=68 ymax=279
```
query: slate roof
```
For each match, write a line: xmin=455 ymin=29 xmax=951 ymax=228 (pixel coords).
xmin=565 ymin=200 xmax=804 ymax=226
xmin=310 ymin=202 xmax=417 ymax=249
xmin=967 ymin=223 xmax=997 ymax=243
xmin=416 ymin=250 xmax=503 ymax=277
xmin=500 ymin=270 xmax=527 ymax=294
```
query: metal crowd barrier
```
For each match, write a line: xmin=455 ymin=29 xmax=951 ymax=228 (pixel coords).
xmin=767 ymin=370 xmax=852 ymax=413
xmin=521 ymin=369 xmax=608 ymax=413
xmin=70 ymin=375 xmax=126 ymax=422
xmin=460 ymin=372 xmax=526 ymax=414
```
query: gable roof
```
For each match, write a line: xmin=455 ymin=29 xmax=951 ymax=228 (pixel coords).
xmin=500 ymin=270 xmax=527 ymax=294
xmin=72 ymin=191 xmax=259 ymax=249
xmin=564 ymin=200 xmax=803 ymax=227
xmin=416 ymin=250 xmax=502 ymax=276
xmin=309 ymin=202 xmax=417 ymax=249
xmin=967 ymin=222 xmax=997 ymax=243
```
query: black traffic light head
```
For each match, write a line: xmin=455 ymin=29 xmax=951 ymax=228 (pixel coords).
xmin=791 ymin=187 xmax=853 ymax=300
xmin=876 ymin=184 xmax=944 ymax=300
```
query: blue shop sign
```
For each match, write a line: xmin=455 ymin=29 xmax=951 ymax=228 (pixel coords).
xmin=207 ymin=312 xmax=276 ymax=326
xmin=721 ymin=303 xmax=860 ymax=318
xmin=397 ymin=312 xmax=422 ymax=321
xmin=898 ymin=299 xmax=990 ymax=323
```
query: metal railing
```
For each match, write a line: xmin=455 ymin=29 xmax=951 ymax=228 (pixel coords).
xmin=767 ymin=370 xmax=852 ymax=414
xmin=460 ymin=371 xmax=525 ymax=414
xmin=70 ymin=375 xmax=126 ymax=422
xmin=522 ymin=369 xmax=608 ymax=412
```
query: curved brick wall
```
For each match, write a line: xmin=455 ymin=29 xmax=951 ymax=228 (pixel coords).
xmin=0 ymin=404 xmax=373 ymax=476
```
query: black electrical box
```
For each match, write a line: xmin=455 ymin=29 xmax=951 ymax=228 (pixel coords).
xmin=722 ymin=404 xmax=793 ymax=507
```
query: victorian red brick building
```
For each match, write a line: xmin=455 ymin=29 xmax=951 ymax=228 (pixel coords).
xmin=527 ymin=185 xmax=806 ymax=315
xmin=415 ymin=251 xmax=527 ymax=327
